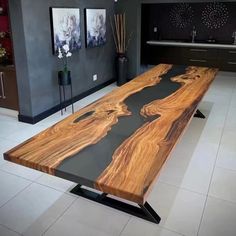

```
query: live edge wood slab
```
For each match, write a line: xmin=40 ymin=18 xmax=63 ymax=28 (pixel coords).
xmin=4 ymin=64 xmax=218 ymax=205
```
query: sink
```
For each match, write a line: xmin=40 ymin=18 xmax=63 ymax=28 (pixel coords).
xmin=194 ymin=39 xmax=218 ymax=44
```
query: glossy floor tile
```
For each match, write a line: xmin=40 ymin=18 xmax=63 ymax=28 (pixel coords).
xmin=120 ymin=218 xmax=182 ymax=236
xmin=5 ymin=125 xmax=45 ymax=143
xmin=36 ymin=174 xmax=76 ymax=193
xmin=44 ymin=198 xmax=130 ymax=236
xmin=209 ymin=167 xmax=236 ymax=203
xmin=0 ymin=225 xmax=20 ymax=236
xmin=216 ymin=130 xmax=236 ymax=171
xmin=149 ymin=182 xmax=206 ymax=236
xmin=223 ymin=107 xmax=236 ymax=131
xmin=0 ymin=183 xmax=76 ymax=235
xmin=198 ymin=197 xmax=236 ymax=236
xmin=0 ymin=162 xmax=43 ymax=181
xmin=23 ymin=192 xmax=76 ymax=236
xmin=44 ymin=220 xmax=111 ymax=236
xmin=0 ymin=170 xmax=31 ymax=208
xmin=0 ymin=72 xmax=236 ymax=236
xmin=0 ymin=116 xmax=31 ymax=140
xmin=159 ymin=140 xmax=218 ymax=194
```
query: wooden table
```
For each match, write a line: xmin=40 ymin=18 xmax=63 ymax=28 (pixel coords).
xmin=4 ymin=64 xmax=218 ymax=224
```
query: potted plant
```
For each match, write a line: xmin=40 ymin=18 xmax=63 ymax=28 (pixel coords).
xmin=111 ymin=13 xmax=132 ymax=86
xmin=57 ymin=44 xmax=72 ymax=86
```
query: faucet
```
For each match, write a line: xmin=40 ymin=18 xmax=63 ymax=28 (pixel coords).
xmin=232 ymin=31 xmax=236 ymax=44
xmin=191 ymin=26 xmax=197 ymax=43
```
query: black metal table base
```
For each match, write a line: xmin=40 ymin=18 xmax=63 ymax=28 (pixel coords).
xmin=194 ymin=109 xmax=206 ymax=119
xmin=70 ymin=184 xmax=161 ymax=224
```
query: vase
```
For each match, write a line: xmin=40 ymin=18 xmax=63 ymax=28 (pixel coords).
xmin=58 ymin=70 xmax=71 ymax=86
xmin=116 ymin=54 xmax=128 ymax=86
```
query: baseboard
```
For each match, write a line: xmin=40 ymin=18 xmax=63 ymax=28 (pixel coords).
xmin=18 ymin=79 xmax=116 ymax=124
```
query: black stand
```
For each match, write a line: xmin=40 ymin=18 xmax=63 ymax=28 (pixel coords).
xmin=70 ymin=184 xmax=161 ymax=224
xmin=194 ymin=109 xmax=205 ymax=119
xmin=58 ymin=71 xmax=74 ymax=115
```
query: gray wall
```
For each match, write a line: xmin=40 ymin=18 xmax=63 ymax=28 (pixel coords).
xmin=116 ymin=0 xmax=236 ymax=78
xmin=9 ymin=0 xmax=32 ymax=116
xmin=9 ymin=0 xmax=116 ymax=117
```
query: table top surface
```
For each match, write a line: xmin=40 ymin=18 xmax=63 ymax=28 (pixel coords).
xmin=4 ymin=64 xmax=218 ymax=204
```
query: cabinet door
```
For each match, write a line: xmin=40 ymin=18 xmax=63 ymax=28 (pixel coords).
xmin=147 ymin=46 xmax=184 ymax=65
xmin=181 ymin=47 xmax=219 ymax=67
xmin=218 ymin=49 xmax=236 ymax=72
xmin=0 ymin=69 xmax=19 ymax=110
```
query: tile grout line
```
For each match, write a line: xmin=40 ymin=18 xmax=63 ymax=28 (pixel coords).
xmin=32 ymin=181 xmax=79 ymax=198
xmin=0 ymin=223 xmax=22 ymax=236
xmin=41 ymin=196 xmax=78 ymax=236
xmin=118 ymin=217 xmax=131 ymax=236
xmin=0 ymin=170 xmax=78 ymax=235
xmin=213 ymin=165 xmax=236 ymax=173
xmin=196 ymin=81 xmax=236 ymax=236
xmin=207 ymin=194 xmax=236 ymax=206
xmin=118 ymin=216 xmax=186 ymax=236
xmin=157 ymin=224 xmax=186 ymax=236
xmin=0 ymin=166 xmax=80 ymax=198
xmin=158 ymin=180 xmax=207 ymax=197
xmin=0 ymin=181 xmax=33 ymax=210
xmin=31 ymin=173 xmax=80 ymax=198
xmin=0 ymin=174 xmax=80 ymax=235
xmin=0 ymin=168 xmax=42 ymax=182
xmin=0 ymin=182 xmax=34 ymax=236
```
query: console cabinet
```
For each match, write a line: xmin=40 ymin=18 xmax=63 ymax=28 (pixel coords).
xmin=0 ymin=66 xmax=18 ymax=110
xmin=146 ymin=45 xmax=236 ymax=72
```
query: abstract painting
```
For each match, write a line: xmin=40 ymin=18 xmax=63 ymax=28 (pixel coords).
xmin=50 ymin=7 xmax=81 ymax=54
xmin=85 ymin=9 xmax=106 ymax=48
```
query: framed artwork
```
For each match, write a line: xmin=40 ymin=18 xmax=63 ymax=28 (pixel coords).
xmin=50 ymin=7 xmax=82 ymax=54
xmin=85 ymin=8 xmax=106 ymax=48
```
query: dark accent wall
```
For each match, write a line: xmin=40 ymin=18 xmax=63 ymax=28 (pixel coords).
xmin=9 ymin=0 xmax=115 ymax=119
xmin=143 ymin=2 xmax=236 ymax=43
xmin=116 ymin=0 xmax=236 ymax=78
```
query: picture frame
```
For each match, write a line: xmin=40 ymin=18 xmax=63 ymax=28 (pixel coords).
xmin=50 ymin=7 xmax=82 ymax=54
xmin=84 ymin=8 xmax=107 ymax=48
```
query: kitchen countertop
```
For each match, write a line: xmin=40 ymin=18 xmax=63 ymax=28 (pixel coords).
xmin=147 ymin=40 xmax=236 ymax=50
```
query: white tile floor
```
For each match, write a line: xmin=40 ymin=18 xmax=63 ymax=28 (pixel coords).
xmin=0 ymin=71 xmax=236 ymax=236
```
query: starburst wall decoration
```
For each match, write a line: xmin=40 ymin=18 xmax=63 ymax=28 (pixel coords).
xmin=170 ymin=3 xmax=194 ymax=29
xmin=201 ymin=2 xmax=229 ymax=29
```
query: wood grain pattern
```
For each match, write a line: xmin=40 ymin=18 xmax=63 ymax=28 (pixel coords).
xmin=95 ymin=66 xmax=218 ymax=204
xmin=4 ymin=64 xmax=218 ymax=204
xmin=4 ymin=64 xmax=172 ymax=175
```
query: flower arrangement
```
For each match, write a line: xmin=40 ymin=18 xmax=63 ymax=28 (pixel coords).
xmin=57 ymin=44 xmax=72 ymax=73
xmin=0 ymin=44 xmax=6 ymax=58
xmin=0 ymin=31 xmax=6 ymax=59
xmin=0 ymin=32 xmax=6 ymax=38
xmin=0 ymin=31 xmax=12 ymax=63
